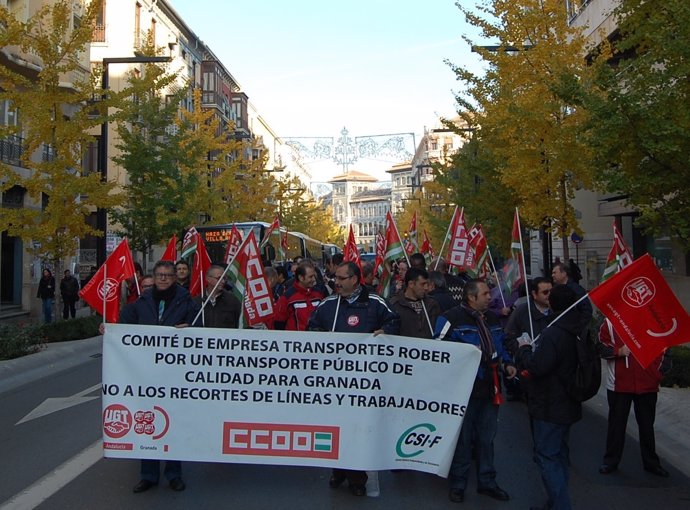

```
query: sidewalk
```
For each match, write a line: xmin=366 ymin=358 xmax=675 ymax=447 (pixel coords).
xmin=1 ymin=336 xmax=689 ymax=477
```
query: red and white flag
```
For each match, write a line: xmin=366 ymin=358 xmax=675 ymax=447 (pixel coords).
xmin=184 ymin=228 xmax=211 ymax=297
xmin=420 ymin=229 xmax=434 ymax=266
xmin=467 ymin=224 xmax=489 ymax=278
xmin=373 ymin=231 xmax=386 ymax=277
xmin=225 ymin=231 xmax=274 ymax=328
xmin=79 ymin=239 xmax=136 ymax=323
xmin=224 ymin=225 xmax=244 ymax=265
xmin=445 ymin=207 xmax=470 ymax=274
xmin=260 ymin=214 xmax=280 ymax=250
xmin=161 ymin=234 xmax=177 ymax=262
xmin=405 ymin=212 xmax=419 ymax=255
xmin=343 ymin=224 xmax=363 ymax=282
xmin=589 ymin=254 xmax=690 ymax=368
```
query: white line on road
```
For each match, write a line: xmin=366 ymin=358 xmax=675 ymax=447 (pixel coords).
xmin=0 ymin=440 xmax=102 ymax=510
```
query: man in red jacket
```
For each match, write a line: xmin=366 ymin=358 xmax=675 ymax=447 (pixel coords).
xmin=598 ymin=320 xmax=672 ymax=477
xmin=274 ymin=261 xmax=324 ymax=331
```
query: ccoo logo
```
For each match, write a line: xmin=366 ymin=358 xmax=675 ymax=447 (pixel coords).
xmin=622 ymin=276 xmax=655 ymax=308
xmin=396 ymin=423 xmax=443 ymax=458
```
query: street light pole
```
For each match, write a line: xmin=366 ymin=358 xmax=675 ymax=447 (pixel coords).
xmin=96 ymin=56 xmax=171 ymax=266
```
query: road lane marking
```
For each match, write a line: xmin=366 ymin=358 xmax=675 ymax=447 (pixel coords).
xmin=0 ymin=440 xmax=102 ymax=510
xmin=16 ymin=383 xmax=101 ymax=425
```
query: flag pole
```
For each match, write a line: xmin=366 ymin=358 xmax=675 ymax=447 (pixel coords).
xmin=487 ymin=247 xmax=506 ymax=308
xmin=515 ymin=208 xmax=534 ymax=340
xmin=434 ymin=206 xmax=459 ymax=270
xmin=531 ymin=293 xmax=590 ymax=343
xmin=191 ymin=246 xmax=242 ymax=326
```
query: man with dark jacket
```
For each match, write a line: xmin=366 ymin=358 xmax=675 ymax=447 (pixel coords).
xmin=427 ymin=270 xmax=456 ymax=313
xmin=434 ymin=279 xmax=516 ymax=504
xmin=193 ymin=265 xmax=242 ymax=328
xmin=308 ymin=261 xmax=399 ymax=497
xmin=391 ymin=267 xmax=440 ymax=339
xmin=60 ymin=269 xmax=80 ymax=319
xmin=119 ymin=260 xmax=198 ymax=494
xmin=515 ymin=284 xmax=582 ymax=510
xmin=552 ymin=262 xmax=592 ymax=330
xmin=598 ymin=320 xmax=671 ymax=477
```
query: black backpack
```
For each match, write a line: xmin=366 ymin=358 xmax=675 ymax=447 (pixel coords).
xmin=564 ymin=326 xmax=602 ymax=402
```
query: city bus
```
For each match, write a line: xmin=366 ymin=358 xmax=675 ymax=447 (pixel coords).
xmin=193 ymin=222 xmax=338 ymax=266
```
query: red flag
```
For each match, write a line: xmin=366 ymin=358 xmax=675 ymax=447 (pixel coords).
xmin=224 ymin=225 xmax=244 ymax=265
xmin=225 ymin=231 xmax=274 ymax=328
xmin=589 ymin=254 xmax=690 ymax=368
xmin=260 ymin=214 xmax=280 ymax=249
xmin=405 ymin=212 xmax=419 ymax=255
xmin=446 ymin=207 xmax=470 ymax=274
xmin=161 ymin=234 xmax=177 ymax=262
xmin=343 ymin=224 xmax=363 ymax=282
xmin=373 ymin=231 xmax=385 ymax=277
xmin=189 ymin=234 xmax=211 ymax=297
xmin=420 ymin=229 xmax=434 ymax=266
xmin=503 ymin=209 xmax=525 ymax=292
xmin=467 ymin=224 xmax=489 ymax=278
xmin=601 ymin=222 xmax=633 ymax=282
xmin=79 ymin=239 xmax=135 ymax=323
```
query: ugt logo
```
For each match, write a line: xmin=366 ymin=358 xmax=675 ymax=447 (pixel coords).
xmin=396 ymin=423 xmax=443 ymax=458
xmin=622 ymin=277 xmax=655 ymax=308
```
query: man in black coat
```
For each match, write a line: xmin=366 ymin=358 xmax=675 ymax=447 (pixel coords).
xmin=60 ymin=269 xmax=80 ymax=319
xmin=119 ymin=260 xmax=198 ymax=494
xmin=515 ymin=284 xmax=582 ymax=510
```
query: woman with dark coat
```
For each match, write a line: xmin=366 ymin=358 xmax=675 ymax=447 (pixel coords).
xmin=37 ymin=268 xmax=56 ymax=323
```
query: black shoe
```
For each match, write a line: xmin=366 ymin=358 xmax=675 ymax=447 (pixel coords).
xmin=132 ymin=479 xmax=156 ymax=493
xmin=477 ymin=486 xmax=510 ymax=501
xmin=169 ymin=477 xmax=186 ymax=491
xmin=329 ymin=474 xmax=346 ymax=488
xmin=599 ymin=464 xmax=618 ymax=474
xmin=645 ymin=465 xmax=670 ymax=478
xmin=349 ymin=483 xmax=366 ymax=496
xmin=449 ymin=489 xmax=465 ymax=503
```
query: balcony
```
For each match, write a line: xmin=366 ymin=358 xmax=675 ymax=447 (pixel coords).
xmin=92 ymin=23 xmax=105 ymax=43
xmin=0 ymin=135 xmax=24 ymax=166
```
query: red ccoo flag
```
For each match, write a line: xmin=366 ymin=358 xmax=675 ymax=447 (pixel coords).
xmin=79 ymin=239 xmax=136 ymax=323
xmin=589 ymin=254 xmax=690 ymax=368
xmin=224 ymin=224 xmax=244 ymax=265
xmin=161 ymin=234 xmax=177 ymax=262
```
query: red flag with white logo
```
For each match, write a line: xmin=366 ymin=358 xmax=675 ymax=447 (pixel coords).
xmin=225 ymin=231 xmax=274 ymax=327
xmin=161 ymin=234 xmax=177 ymax=262
xmin=189 ymin=234 xmax=212 ymax=297
xmin=589 ymin=254 xmax=690 ymax=368
xmin=343 ymin=224 xmax=363 ymax=283
xmin=445 ymin=207 xmax=470 ymax=274
xmin=79 ymin=239 xmax=136 ymax=323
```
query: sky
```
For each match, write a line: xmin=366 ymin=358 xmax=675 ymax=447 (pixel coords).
xmin=169 ymin=0 xmax=487 ymax=183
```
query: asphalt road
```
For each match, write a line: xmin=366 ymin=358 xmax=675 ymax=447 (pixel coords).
xmin=1 ymin=339 xmax=689 ymax=510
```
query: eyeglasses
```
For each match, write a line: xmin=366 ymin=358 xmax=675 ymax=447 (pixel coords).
xmin=208 ymin=275 xmax=225 ymax=281
xmin=154 ymin=272 xmax=175 ymax=280
xmin=335 ymin=274 xmax=354 ymax=281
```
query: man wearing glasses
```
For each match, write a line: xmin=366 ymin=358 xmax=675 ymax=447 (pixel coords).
xmin=119 ymin=260 xmax=199 ymax=494
xmin=193 ymin=265 xmax=242 ymax=328
xmin=308 ymin=261 xmax=400 ymax=497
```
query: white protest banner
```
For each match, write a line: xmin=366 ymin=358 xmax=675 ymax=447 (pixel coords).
xmin=102 ymin=325 xmax=480 ymax=476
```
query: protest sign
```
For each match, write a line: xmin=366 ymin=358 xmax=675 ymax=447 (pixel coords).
xmin=102 ymin=325 xmax=480 ymax=476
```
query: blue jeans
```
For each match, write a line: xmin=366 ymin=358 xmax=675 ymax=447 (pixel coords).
xmin=532 ymin=419 xmax=572 ymax=510
xmin=448 ymin=397 xmax=498 ymax=490
xmin=42 ymin=298 xmax=54 ymax=323
xmin=140 ymin=460 xmax=182 ymax=483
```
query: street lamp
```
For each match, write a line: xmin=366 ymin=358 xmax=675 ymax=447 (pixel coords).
xmin=96 ymin=56 xmax=171 ymax=266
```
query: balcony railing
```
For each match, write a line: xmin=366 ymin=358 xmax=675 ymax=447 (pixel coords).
xmin=0 ymin=135 xmax=24 ymax=166
xmin=93 ymin=24 xmax=105 ymax=42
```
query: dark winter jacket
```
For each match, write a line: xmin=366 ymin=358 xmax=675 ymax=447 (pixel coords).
xmin=390 ymin=294 xmax=441 ymax=339
xmin=308 ymin=287 xmax=400 ymax=334
xmin=434 ymin=305 xmax=513 ymax=400
xmin=60 ymin=276 xmax=80 ymax=300
xmin=193 ymin=289 xmax=242 ymax=329
xmin=516 ymin=309 xmax=582 ymax=425
xmin=504 ymin=300 xmax=555 ymax=355
xmin=37 ymin=276 xmax=56 ymax=299
xmin=119 ymin=285 xmax=198 ymax=326
xmin=427 ymin=288 xmax=456 ymax=313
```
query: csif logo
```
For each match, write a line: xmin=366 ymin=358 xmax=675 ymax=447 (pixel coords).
xmin=222 ymin=422 xmax=339 ymax=459
xmin=396 ymin=423 xmax=443 ymax=458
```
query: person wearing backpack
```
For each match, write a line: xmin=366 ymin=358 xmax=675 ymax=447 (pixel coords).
xmin=598 ymin=320 xmax=672 ymax=477
xmin=515 ymin=284 xmax=582 ymax=510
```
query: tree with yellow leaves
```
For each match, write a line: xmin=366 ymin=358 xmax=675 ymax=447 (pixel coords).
xmin=0 ymin=0 xmax=120 ymax=264
xmin=449 ymin=0 xmax=594 ymax=262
